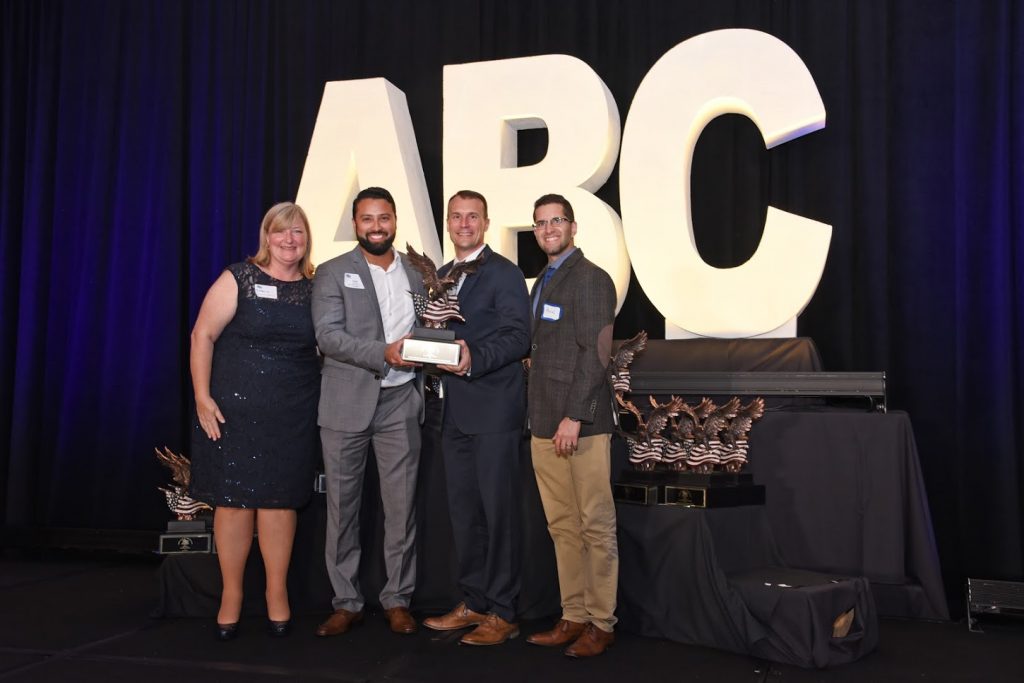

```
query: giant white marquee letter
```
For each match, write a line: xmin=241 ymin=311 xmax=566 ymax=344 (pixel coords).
xmin=296 ymin=78 xmax=442 ymax=265
xmin=444 ymin=56 xmax=630 ymax=309
xmin=620 ymin=29 xmax=831 ymax=337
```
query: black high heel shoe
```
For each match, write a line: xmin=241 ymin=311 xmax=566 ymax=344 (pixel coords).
xmin=216 ymin=622 xmax=239 ymax=641
xmin=267 ymin=619 xmax=291 ymax=637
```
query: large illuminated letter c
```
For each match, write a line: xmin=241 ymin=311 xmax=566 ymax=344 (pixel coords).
xmin=620 ymin=29 xmax=831 ymax=338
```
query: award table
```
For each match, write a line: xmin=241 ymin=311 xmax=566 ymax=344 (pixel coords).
xmin=158 ymin=403 xmax=947 ymax=666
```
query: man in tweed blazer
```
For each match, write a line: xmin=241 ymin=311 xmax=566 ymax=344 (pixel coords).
xmin=524 ymin=193 xmax=618 ymax=658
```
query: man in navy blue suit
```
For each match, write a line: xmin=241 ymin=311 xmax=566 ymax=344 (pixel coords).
xmin=421 ymin=190 xmax=531 ymax=646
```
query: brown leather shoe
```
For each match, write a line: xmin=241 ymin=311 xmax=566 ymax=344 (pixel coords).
xmin=459 ymin=613 xmax=519 ymax=646
xmin=422 ymin=602 xmax=486 ymax=631
xmin=315 ymin=608 xmax=364 ymax=637
xmin=564 ymin=623 xmax=614 ymax=657
xmin=526 ymin=619 xmax=586 ymax=647
xmin=384 ymin=606 xmax=417 ymax=634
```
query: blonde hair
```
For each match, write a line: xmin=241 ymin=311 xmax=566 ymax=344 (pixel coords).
xmin=248 ymin=202 xmax=315 ymax=279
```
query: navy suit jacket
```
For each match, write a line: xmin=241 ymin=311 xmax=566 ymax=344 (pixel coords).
xmin=439 ymin=245 xmax=531 ymax=435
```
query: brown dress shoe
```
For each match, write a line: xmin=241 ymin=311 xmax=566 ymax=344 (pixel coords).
xmin=564 ymin=623 xmax=614 ymax=657
xmin=384 ymin=606 xmax=417 ymax=634
xmin=527 ymin=619 xmax=586 ymax=646
xmin=422 ymin=602 xmax=486 ymax=631
xmin=459 ymin=613 xmax=519 ymax=646
xmin=315 ymin=608 xmax=364 ymax=637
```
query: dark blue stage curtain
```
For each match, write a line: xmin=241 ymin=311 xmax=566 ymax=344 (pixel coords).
xmin=1 ymin=1 xmax=1021 ymax=597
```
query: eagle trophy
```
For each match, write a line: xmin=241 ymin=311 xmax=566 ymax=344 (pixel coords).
xmin=663 ymin=397 xmax=714 ymax=471
xmin=719 ymin=397 xmax=766 ymax=472
xmin=155 ymin=446 xmax=212 ymax=521
xmin=617 ymin=394 xmax=685 ymax=471
xmin=405 ymin=244 xmax=479 ymax=328
xmin=608 ymin=330 xmax=648 ymax=395
xmin=686 ymin=397 xmax=740 ymax=473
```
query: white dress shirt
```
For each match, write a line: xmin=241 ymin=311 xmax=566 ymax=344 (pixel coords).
xmin=366 ymin=250 xmax=416 ymax=388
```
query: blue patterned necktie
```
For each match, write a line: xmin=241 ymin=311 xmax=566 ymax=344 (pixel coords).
xmin=533 ymin=266 xmax=555 ymax=314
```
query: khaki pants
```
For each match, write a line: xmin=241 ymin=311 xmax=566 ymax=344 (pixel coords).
xmin=530 ymin=433 xmax=618 ymax=631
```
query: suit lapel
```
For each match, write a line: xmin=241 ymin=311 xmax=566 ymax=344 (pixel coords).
xmin=452 ymin=244 xmax=490 ymax=304
xmin=532 ymin=249 xmax=583 ymax=336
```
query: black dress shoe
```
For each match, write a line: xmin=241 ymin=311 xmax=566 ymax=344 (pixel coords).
xmin=267 ymin=619 xmax=291 ymax=637
xmin=216 ymin=622 xmax=239 ymax=641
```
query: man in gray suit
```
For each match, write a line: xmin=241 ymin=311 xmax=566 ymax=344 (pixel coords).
xmin=524 ymin=193 xmax=618 ymax=657
xmin=311 ymin=186 xmax=426 ymax=637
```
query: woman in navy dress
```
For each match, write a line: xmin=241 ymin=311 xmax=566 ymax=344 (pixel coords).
xmin=190 ymin=202 xmax=320 ymax=640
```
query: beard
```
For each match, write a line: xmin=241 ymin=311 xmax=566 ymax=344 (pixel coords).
xmin=357 ymin=232 xmax=395 ymax=256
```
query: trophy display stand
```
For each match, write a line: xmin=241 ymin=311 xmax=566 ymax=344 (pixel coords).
xmin=158 ymin=518 xmax=215 ymax=555
xmin=614 ymin=469 xmax=765 ymax=508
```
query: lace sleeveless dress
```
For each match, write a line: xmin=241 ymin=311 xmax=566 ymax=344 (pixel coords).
xmin=190 ymin=262 xmax=320 ymax=509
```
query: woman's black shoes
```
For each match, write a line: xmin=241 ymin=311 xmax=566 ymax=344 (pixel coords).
xmin=216 ymin=622 xmax=239 ymax=641
xmin=267 ymin=619 xmax=291 ymax=637
xmin=216 ymin=618 xmax=290 ymax=639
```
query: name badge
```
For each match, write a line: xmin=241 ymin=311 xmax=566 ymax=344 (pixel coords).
xmin=541 ymin=303 xmax=562 ymax=321
xmin=254 ymin=284 xmax=278 ymax=299
xmin=344 ymin=272 xmax=365 ymax=289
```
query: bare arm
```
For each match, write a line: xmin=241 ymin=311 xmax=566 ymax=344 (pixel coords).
xmin=189 ymin=270 xmax=237 ymax=440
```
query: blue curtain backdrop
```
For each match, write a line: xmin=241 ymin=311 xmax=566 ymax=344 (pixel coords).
xmin=2 ymin=1 xmax=1021 ymax=599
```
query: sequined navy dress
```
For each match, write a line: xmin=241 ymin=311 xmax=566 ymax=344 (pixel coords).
xmin=191 ymin=262 xmax=320 ymax=509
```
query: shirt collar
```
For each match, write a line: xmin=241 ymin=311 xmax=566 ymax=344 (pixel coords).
xmin=456 ymin=244 xmax=487 ymax=264
xmin=364 ymin=247 xmax=400 ymax=273
xmin=546 ymin=246 xmax=577 ymax=273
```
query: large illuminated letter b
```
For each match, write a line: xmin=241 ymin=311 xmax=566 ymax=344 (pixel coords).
xmin=620 ymin=29 xmax=831 ymax=337
xmin=444 ymin=56 xmax=630 ymax=309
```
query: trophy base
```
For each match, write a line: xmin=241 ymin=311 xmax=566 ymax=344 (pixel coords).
xmin=660 ymin=483 xmax=765 ymax=508
xmin=402 ymin=328 xmax=461 ymax=366
xmin=159 ymin=519 xmax=215 ymax=554
xmin=613 ymin=470 xmax=765 ymax=508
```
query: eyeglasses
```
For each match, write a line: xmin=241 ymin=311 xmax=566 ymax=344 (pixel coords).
xmin=532 ymin=216 xmax=572 ymax=230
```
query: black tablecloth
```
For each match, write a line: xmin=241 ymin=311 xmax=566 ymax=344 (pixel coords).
xmin=158 ymin=405 xmax=946 ymax=638
xmin=626 ymin=337 xmax=823 ymax=372
xmin=615 ymin=505 xmax=879 ymax=668
xmin=745 ymin=409 xmax=949 ymax=620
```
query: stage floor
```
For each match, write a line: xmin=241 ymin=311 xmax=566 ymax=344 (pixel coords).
xmin=0 ymin=550 xmax=1018 ymax=682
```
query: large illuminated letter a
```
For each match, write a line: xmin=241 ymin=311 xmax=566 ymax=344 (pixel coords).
xmin=296 ymin=78 xmax=441 ymax=265
xmin=620 ymin=29 xmax=831 ymax=338
xmin=444 ymin=56 xmax=630 ymax=310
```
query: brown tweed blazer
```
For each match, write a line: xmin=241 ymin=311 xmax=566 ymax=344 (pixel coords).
xmin=527 ymin=248 xmax=616 ymax=440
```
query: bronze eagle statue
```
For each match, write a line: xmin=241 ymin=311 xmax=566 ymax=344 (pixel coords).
xmin=155 ymin=446 xmax=212 ymax=521
xmin=720 ymin=397 xmax=766 ymax=472
xmin=405 ymin=244 xmax=480 ymax=328
xmin=608 ymin=330 xmax=648 ymax=395
xmin=616 ymin=394 xmax=685 ymax=470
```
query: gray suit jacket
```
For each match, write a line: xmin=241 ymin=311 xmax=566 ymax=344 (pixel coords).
xmin=527 ymin=248 xmax=616 ymax=439
xmin=312 ymin=246 xmax=427 ymax=432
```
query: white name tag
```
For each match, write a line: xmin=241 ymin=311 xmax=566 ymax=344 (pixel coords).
xmin=344 ymin=272 xmax=365 ymax=289
xmin=541 ymin=303 xmax=562 ymax=321
xmin=254 ymin=284 xmax=278 ymax=299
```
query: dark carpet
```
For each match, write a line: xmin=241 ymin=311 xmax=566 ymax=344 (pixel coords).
xmin=0 ymin=551 xmax=1019 ymax=683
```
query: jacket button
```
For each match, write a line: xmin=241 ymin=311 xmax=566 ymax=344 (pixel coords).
xmin=531 ymin=343 xmax=538 ymax=351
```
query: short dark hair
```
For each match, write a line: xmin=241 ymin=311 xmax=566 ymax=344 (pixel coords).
xmin=352 ymin=186 xmax=396 ymax=219
xmin=448 ymin=189 xmax=488 ymax=219
xmin=533 ymin=193 xmax=574 ymax=223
